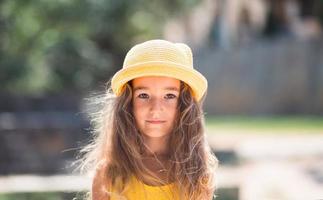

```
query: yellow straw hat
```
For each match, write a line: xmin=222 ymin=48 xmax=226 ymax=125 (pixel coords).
xmin=111 ymin=39 xmax=207 ymax=101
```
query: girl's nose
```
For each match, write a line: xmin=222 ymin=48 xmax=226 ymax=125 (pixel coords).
xmin=150 ymin=98 xmax=163 ymax=113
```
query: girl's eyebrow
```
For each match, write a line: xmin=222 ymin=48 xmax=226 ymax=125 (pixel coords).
xmin=133 ymin=86 xmax=148 ymax=92
xmin=133 ymin=86 xmax=180 ymax=92
xmin=165 ymin=87 xmax=180 ymax=92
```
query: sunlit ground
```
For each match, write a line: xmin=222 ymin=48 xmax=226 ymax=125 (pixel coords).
xmin=206 ymin=115 xmax=323 ymax=134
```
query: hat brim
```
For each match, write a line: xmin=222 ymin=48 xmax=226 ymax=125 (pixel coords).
xmin=111 ymin=61 xmax=207 ymax=101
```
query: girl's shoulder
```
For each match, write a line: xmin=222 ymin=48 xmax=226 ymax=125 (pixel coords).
xmin=92 ymin=160 xmax=111 ymax=200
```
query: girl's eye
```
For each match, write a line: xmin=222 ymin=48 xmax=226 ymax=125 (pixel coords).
xmin=138 ymin=93 xmax=149 ymax=99
xmin=165 ymin=94 xmax=177 ymax=99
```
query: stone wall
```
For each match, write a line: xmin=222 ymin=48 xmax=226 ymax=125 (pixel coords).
xmin=196 ymin=38 xmax=323 ymax=115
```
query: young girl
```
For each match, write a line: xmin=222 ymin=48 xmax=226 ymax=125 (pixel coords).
xmin=79 ymin=39 xmax=218 ymax=200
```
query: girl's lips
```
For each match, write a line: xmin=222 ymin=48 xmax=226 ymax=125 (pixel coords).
xmin=146 ymin=120 xmax=166 ymax=124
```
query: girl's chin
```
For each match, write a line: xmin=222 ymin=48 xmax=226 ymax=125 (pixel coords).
xmin=141 ymin=132 xmax=171 ymax=138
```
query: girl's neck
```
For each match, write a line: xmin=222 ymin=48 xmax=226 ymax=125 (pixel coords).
xmin=142 ymin=135 xmax=170 ymax=157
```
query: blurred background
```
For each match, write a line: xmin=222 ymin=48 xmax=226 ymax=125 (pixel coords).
xmin=0 ymin=0 xmax=323 ymax=199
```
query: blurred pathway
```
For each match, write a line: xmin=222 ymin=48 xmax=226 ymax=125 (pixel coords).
xmin=1 ymin=132 xmax=323 ymax=200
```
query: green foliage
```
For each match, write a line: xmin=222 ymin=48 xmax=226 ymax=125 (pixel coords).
xmin=0 ymin=0 xmax=200 ymax=95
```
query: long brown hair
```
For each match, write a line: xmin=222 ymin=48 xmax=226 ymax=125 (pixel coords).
xmin=77 ymin=80 xmax=218 ymax=200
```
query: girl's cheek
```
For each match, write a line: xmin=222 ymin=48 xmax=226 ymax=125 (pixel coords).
xmin=162 ymin=103 xmax=178 ymax=111
xmin=135 ymin=101 xmax=149 ymax=108
xmin=165 ymin=99 xmax=179 ymax=107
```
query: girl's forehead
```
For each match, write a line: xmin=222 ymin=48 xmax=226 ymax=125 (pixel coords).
xmin=132 ymin=76 xmax=180 ymax=90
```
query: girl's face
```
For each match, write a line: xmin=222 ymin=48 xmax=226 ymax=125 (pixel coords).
xmin=132 ymin=76 xmax=180 ymax=138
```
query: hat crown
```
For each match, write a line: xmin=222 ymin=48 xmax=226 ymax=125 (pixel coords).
xmin=111 ymin=39 xmax=207 ymax=101
xmin=123 ymin=40 xmax=193 ymax=69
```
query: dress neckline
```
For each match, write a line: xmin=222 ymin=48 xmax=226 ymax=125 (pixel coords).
xmin=133 ymin=175 xmax=175 ymax=188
